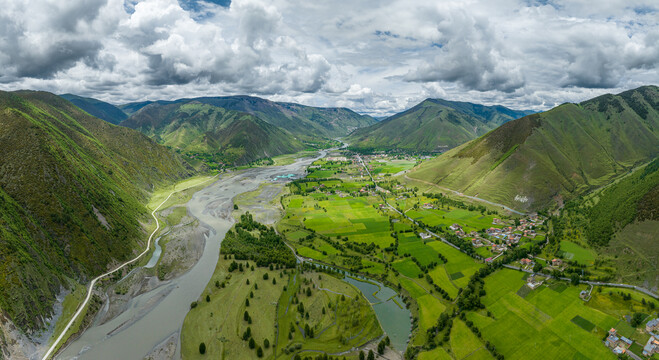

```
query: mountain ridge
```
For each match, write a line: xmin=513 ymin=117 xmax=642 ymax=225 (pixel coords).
xmin=408 ymin=85 xmax=659 ymax=211
xmin=346 ymin=98 xmax=533 ymax=152
xmin=0 ymin=90 xmax=190 ymax=333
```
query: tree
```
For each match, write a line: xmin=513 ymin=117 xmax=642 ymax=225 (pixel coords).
xmin=249 ymin=337 xmax=256 ymax=349
xmin=378 ymin=339 xmax=386 ymax=354
xmin=359 ymin=351 xmax=365 ymax=360
xmin=570 ymin=273 xmax=580 ymax=286
xmin=234 ymin=204 xmax=238 ymax=210
xmin=368 ymin=350 xmax=375 ymax=360
xmin=263 ymin=273 xmax=269 ymax=280
xmin=245 ymin=298 xmax=250 ymax=307
xmin=199 ymin=342 xmax=206 ymax=354
xmin=244 ymin=310 xmax=250 ymax=321
xmin=264 ymin=338 xmax=270 ymax=348
xmin=206 ymin=294 xmax=210 ymax=302
xmin=533 ymin=262 xmax=543 ymax=273
xmin=256 ymin=346 xmax=263 ymax=357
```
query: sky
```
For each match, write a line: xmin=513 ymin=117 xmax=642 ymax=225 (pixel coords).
xmin=0 ymin=0 xmax=658 ymax=116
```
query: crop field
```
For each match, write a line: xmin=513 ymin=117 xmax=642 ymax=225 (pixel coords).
xmin=450 ymin=320 xmax=489 ymax=359
xmin=559 ymin=241 xmax=596 ymax=265
xmin=427 ymin=241 xmax=482 ymax=288
xmin=392 ymin=258 xmax=422 ymax=278
xmin=283 ymin=194 xmax=395 ymax=248
xmin=397 ymin=233 xmax=440 ymax=267
xmin=469 ymin=269 xmax=618 ymax=360
xmin=406 ymin=208 xmax=498 ymax=232
xmin=416 ymin=294 xmax=446 ymax=331
xmin=369 ymin=159 xmax=416 ymax=175
xmin=418 ymin=346 xmax=452 ymax=360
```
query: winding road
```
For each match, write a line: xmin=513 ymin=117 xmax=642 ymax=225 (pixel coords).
xmin=42 ymin=176 xmax=217 ymax=360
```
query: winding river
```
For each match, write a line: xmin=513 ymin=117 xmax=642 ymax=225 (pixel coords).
xmin=58 ymin=148 xmax=411 ymax=359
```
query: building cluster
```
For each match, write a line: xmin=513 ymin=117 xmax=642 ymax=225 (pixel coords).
xmin=449 ymin=214 xmax=544 ymax=257
xmin=605 ymin=328 xmax=633 ymax=355
xmin=645 ymin=318 xmax=659 ymax=357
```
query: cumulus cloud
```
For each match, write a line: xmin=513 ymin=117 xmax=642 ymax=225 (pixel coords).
xmin=403 ymin=10 xmax=525 ymax=93
xmin=0 ymin=0 xmax=657 ymax=114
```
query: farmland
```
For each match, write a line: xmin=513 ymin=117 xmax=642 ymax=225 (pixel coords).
xmin=183 ymin=151 xmax=659 ymax=360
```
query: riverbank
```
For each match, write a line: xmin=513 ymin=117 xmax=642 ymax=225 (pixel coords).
xmin=57 ymin=152 xmax=325 ymax=359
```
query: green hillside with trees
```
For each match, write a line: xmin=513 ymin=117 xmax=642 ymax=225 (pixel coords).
xmin=0 ymin=90 xmax=190 ymax=332
xmin=120 ymin=95 xmax=376 ymax=140
xmin=59 ymin=94 xmax=128 ymax=125
xmin=120 ymin=102 xmax=306 ymax=165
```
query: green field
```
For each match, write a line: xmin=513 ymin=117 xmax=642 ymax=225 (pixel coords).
xmin=406 ymin=207 xmax=498 ymax=233
xmin=283 ymin=194 xmax=395 ymax=248
xmin=392 ymin=258 xmax=422 ymax=278
xmin=370 ymin=160 xmax=416 ymax=175
xmin=450 ymin=320 xmax=490 ymax=359
xmin=559 ymin=241 xmax=596 ymax=265
xmin=470 ymin=269 xmax=617 ymax=360
xmin=427 ymin=241 xmax=482 ymax=288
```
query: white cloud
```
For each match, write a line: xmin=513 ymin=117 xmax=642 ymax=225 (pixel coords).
xmin=0 ymin=0 xmax=657 ymax=115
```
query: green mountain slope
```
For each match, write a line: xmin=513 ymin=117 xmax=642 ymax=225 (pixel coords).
xmin=346 ymin=98 xmax=532 ymax=152
xmin=120 ymin=102 xmax=305 ymax=165
xmin=547 ymin=158 xmax=659 ymax=289
xmin=0 ymin=90 xmax=190 ymax=332
xmin=120 ymin=96 xmax=376 ymax=139
xmin=59 ymin=94 xmax=128 ymax=125
xmin=408 ymin=86 xmax=659 ymax=211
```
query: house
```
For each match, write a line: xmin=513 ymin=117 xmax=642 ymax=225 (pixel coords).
xmin=606 ymin=329 xmax=620 ymax=348
xmin=520 ymin=258 xmax=533 ymax=266
xmin=620 ymin=336 xmax=633 ymax=348
xmin=643 ymin=336 xmax=659 ymax=357
xmin=422 ymin=203 xmax=434 ymax=209
xmin=647 ymin=318 xmax=659 ymax=333
xmin=419 ymin=232 xmax=432 ymax=240
xmin=493 ymin=218 xmax=503 ymax=225
xmin=449 ymin=223 xmax=462 ymax=231
xmin=552 ymin=258 xmax=563 ymax=267
xmin=526 ymin=275 xmax=543 ymax=289
xmin=472 ymin=238 xmax=483 ymax=247
xmin=485 ymin=257 xmax=493 ymax=262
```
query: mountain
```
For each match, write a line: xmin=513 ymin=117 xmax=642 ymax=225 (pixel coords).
xmin=60 ymin=94 xmax=128 ymax=125
xmin=120 ymin=102 xmax=305 ymax=164
xmin=0 ymin=90 xmax=190 ymax=333
xmin=119 ymin=95 xmax=376 ymax=139
xmin=408 ymin=86 xmax=659 ymax=211
xmin=346 ymin=98 xmax=533 ymax=152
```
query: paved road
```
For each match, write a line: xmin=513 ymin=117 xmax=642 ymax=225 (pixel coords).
xmin=356 ymin=155 xmax=659 ymax=301
xmin=43 ymin=176 xmax=218 ymax=360
xmin=403 ymin=175 xmax=526 ymax=215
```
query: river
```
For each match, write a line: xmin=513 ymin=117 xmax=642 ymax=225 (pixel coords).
xmin=58 ymin=152 xmax=324 ymax=360
xmin=58 ymin=147 xmax=411 ymax=359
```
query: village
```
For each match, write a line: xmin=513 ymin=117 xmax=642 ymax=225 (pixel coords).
xmin=605 ymin=317 xmax=659 ymax=358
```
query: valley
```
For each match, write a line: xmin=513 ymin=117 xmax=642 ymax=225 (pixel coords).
xmin=1 ymin=87 xmax=657 ymax=360
xmin=3 ymin=3 xmax=659 ymax=359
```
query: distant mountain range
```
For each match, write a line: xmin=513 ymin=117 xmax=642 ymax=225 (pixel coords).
xmin=119 ymin=95 xmax=376 ymax=140
xmin=347 ymin=98 xmax=533 ymax=152
xmin=408 ymin=86 xmax=659 ymax=211
xmin=121 ymin=102 xmax=305 ymax=164
xmin=60 ymin=93 xmax=128 ymax=125
xmin=58 ymin=94 xmax=377 ymax=165
xmin=0 ymin=91 xmax=190 ymax=333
